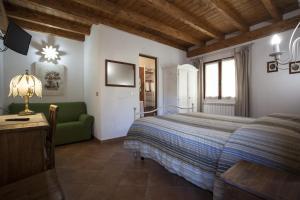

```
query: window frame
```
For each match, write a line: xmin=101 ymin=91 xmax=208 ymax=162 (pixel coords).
xmin=203 ymin=56 xmax=235 ymax=99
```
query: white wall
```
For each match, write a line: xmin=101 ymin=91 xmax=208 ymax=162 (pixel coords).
xmin=84 ymin=26 xmax=102 ymax=139
xmin=3 ymin=30 xmax=84 ymax=108
xmin=84 ymin=25 xmax=186 ymax=140
xmin=250 ymin=29 xmax=300 ymax=117
xmin=193 ymin=28 xmax=300 ymax=117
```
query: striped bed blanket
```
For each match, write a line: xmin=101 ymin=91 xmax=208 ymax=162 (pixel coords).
xmin=124 ymin=112 xmax=254 ymax=190
xmin=214 ymin=113 xmax=300 ymax=199
xmin=124 ymin=112 xmax=300 ymax=199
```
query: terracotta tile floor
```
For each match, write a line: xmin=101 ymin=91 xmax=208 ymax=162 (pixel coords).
xmin=55 ymin=139 xmax=213 ymax=200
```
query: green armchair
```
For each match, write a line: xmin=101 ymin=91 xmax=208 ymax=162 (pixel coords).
xmin=8 ymin=102 xmax=94 ymax=145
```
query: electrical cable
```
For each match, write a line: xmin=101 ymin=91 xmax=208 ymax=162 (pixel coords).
xmin=0 ymin=30 xmax=7 ymax=52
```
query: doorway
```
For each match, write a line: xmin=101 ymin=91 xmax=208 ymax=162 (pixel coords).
xmin=139 ymin=54 xmax=157 ymax=116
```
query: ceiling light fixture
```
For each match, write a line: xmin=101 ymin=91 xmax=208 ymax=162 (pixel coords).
xmin=42 ymin=45 xmax=59 ymax=62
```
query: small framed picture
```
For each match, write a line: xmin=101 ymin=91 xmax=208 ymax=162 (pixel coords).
xmin=267 ymin=61 xmax=278 ymax=73
xmin=289 ymin=61 xmax=300 ymax=74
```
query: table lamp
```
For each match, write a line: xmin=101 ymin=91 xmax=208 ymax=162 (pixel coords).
xmin=8 ymin=70 xmax=42 ymax=115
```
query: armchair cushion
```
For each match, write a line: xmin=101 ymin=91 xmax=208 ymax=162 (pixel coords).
xmin=55 ymin=121 xmax=92 ymax=145
xmin=79 ymin=114 xmax=94 ymax=126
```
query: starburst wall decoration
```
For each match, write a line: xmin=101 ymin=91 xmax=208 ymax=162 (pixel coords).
xmin=41 ymin=45 xmax=59 ymax=61
xmin=33 ymin=36 xmax=66 ymax=64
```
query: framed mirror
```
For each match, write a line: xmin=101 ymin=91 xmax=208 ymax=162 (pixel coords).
xmin=105 ymin=59 xmax=136 ymax=87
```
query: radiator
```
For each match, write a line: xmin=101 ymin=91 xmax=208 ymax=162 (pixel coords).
xmin=203 ymin=102 xmax=235 ymax=116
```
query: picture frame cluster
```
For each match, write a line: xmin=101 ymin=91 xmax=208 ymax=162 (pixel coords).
xmin=267 ymin=60 xmax=300 ymax=74
xmin=289 ymin=61 xmax=300 ymax=74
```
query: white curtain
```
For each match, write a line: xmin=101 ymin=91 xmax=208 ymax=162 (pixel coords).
xmin=234 ymin=45 xmax=252 ymax=117
xmin=191 ymin=57 xmax=204 ymax=112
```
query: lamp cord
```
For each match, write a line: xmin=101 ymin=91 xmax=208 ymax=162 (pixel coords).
xmin=0 ymin=31 xmax=7 ymax=52
xmin=0 ymin=34 xmax=7 ymax=52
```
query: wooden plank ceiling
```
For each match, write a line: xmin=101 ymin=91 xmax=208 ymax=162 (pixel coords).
xmin=3 ymin=0 xmax=299 ymax=57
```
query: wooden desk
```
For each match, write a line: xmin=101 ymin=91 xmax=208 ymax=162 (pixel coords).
xmin=222 ymin=161 xmax=300 ymax=200
xmin=0 ymin=113 xmax=49 ymax=187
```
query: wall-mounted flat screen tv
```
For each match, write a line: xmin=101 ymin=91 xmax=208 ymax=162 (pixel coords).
xmin=4 ymin=21 xmax=32 ymax=55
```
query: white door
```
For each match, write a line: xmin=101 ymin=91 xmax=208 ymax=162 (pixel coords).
xmin=177 ymin=68 xmax=188 ymax=109
xmin=177 ymin=64 xmax=198 ymax=112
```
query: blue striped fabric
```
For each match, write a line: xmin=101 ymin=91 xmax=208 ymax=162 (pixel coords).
xmin=124 ymin=112 xmax=253 ymax=190
xmin=213 ymin=113 xmax=300 ymax=200
xmin=125 ymin=113 xmax=300 ymax=199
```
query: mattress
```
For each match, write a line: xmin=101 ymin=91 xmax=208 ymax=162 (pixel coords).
xmin=124 ymin=112 xmax=253 ymax=191
xmin=124 ymin=112 xmax=300 ymax=199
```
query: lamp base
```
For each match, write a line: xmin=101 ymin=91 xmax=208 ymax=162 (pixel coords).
xmin=18 ymin=96 xmax=35 ymax=116
xmin=19 ymin=109 xmax=35 ymax=116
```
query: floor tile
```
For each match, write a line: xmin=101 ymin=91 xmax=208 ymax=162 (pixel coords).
xmin=55 ymin=139 xmax=212 ymax=200
xmin=57 ymin=168 xmax=101 ymax=184
xmin=119 ymin=170 xmax=149 ymax=186
xmin=109 ymin=186 xmax=147 ymax=200
xmin=79 ymin=184 xmax=115 ymax=200
xmin=145 ymin=186 xmax=186 ymax=200
xmin=60 ymin=183 xmax=89 ymax=200
xmin=148 ymin=171 xmax=180 ymax=187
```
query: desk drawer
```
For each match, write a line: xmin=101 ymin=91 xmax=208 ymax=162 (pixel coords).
xmin=0 ymin=129 xmax=47 ymax=186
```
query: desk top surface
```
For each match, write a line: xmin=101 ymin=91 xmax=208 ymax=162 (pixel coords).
xmin=222 ymin=160 xmax=300 ymax=200
xmin=0 ymin=113 xmax=49 ymax=133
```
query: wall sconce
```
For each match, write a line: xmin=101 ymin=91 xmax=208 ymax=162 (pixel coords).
xmin=269 ymin=22 xmax=300 ymax=65
xmin=269 ymin=34 xmax=282 ymax=60
xmin=268 ymin=23 xmax=300 ymax=74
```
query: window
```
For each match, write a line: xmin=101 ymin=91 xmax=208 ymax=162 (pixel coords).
xmin=204 ymin=58 xmax=236 ymax=99
xmin=204 ymin=62 xmax=219 ymax=97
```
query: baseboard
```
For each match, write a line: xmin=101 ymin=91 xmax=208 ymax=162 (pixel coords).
xmin=100 ymin=136 xmax=126 ymax=143
xmin=55 ymin=137 xmax=94 ymax=146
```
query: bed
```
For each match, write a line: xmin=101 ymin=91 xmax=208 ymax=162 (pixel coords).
xmin=124 ymin=112 xmax=300 ymax=200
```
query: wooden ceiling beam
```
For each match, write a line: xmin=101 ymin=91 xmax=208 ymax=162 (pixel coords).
xmin=209 ymin=0 xmax=249 ymax=32
xmin=72 ymin=0 xmax=201 ymax=45
xmin=98 ymin=18 xmax=187 ymax=51
xmin=10 ymin=18 xmax=85 ymax=41
xmin=143 ymin=0 xmax=223 ymax=39
xmin=259 ymin=0 xmax=282 ymax=21
xmin=5 ymin=3 xmax=90 ymax=35
xmin=187 ymin=15 xmax=300 ymax=57
xmin=23 ymin=0 xmax=100 ymax=24
xmin=8 ymin=0 xmax=188 ymax=49
xmin=9 ymin=0 xmax=92 ymax=26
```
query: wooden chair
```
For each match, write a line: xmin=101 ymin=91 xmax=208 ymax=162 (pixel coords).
xmin=46 ymin=105 xmax=59 ymax=170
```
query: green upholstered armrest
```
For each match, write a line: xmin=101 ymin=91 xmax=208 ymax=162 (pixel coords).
xmin=79 ymin=114 xmax=94 ymax=126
